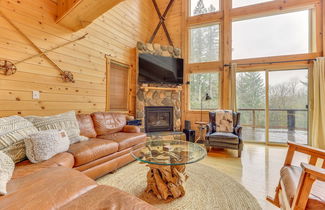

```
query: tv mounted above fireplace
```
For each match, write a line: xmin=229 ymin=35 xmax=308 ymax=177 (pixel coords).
xmin=138 ymin=53 xmax=184 ymax=84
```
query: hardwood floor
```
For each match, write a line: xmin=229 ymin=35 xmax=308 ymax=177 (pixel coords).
xmin=200 ymin=143 xmax=309 ymax=210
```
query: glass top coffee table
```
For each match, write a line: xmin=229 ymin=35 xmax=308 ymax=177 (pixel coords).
xmin=131 ymin=140 xmax=207 ymax=201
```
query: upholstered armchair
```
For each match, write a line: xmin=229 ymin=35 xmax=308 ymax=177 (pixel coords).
xmin=205 ymin=111 xmax=243 ymax=157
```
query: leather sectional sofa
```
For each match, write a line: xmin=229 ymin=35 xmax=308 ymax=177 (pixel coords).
xmin=0 ymin=112 xmax=155 ymax=209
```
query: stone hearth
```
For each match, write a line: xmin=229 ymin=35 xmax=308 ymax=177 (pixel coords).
xmin=136 ymin=88 xmax=181 ymax=131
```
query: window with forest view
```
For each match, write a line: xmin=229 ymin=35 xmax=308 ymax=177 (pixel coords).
xmin=232 ymin=10 xmax=310 ymax=59
xmin=190 ymin=0 xmax=219 ymax=16
xmin=189 ymin=73 xmax=220 ymax=110
xmin=236 ymin=70 xmax=308 ymax=144
xmin=189 ymin=24 xmax=220 ymax=63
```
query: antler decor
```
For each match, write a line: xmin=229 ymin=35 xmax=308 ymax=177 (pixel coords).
xmin=0 ymin=60 xmax=17 ymax=76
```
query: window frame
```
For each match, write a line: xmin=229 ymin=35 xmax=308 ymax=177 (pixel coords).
xmin=183 ymin=0 xmax=322 ymax=124
xmin=188 ymin=0 xmax=221 ymax=17
xmin=231 ymin=8 xmax=314 ymax=60
xmin=188 ymin=22 xmax=221 ymax=64
xmin=105 ymin=56 xmax=131 ymax=113
xmin=188 ymin=71 xmax=222 ymax=111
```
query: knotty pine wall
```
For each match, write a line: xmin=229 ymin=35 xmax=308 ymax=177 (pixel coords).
xmin=0 ymin=0 xmax=155 ymax=117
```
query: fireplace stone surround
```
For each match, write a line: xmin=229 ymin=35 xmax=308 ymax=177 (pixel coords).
xmin=136 ymin=42 xmax=182 ymax=133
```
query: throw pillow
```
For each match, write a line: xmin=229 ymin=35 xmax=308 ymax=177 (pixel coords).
xmin=25 ymin=111 xmax=88 ymax=144
xmin=215 ymin=110 xmax=234 ymax=132
xmin=24 ymin=130 xmax=70 ymax=163
xmin=0 ymin=151 xmax=15 ymax=195
xmin=0 ymin=116 xmax=38 ymax=163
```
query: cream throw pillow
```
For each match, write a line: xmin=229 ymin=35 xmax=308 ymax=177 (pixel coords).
xmin=24 ymin=130 xmax=70 ymax=163
xmin=0 ymin=115 xmax=38 ymax=163
xmin=0 ymin=151 xmax=14 ymax=195
xmin=25 ymin=111 xmax=88 ymax=144
xmin=215 ymin=110 xmax=234 ymax=132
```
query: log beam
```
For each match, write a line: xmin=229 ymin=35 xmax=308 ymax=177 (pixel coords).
xmin=56 ymin=0 xmax=125 ymax=31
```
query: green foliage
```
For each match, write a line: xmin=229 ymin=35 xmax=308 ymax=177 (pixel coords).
xmin=236 ymin=72 xmax=265 ymax=109
xmin=190 ymin=1 xmax=219 ymax=63
xmin=190 ymin=73 xmax=220 ymax=110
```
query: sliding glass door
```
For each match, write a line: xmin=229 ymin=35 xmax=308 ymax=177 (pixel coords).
xmin=268 ymin=70 xmax=308 ymax=144
xmin=236 ymin=71 xmax=266 ymax=142
xmin=236 ymin=69 xmax=309 ymax=144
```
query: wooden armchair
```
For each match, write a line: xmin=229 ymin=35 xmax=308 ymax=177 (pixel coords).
xmin=267 ymin=142 xmax=325 ymax=210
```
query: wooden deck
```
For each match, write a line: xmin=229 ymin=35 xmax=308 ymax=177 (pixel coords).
xmin=241 ymin=126 xmax=308 ymax=144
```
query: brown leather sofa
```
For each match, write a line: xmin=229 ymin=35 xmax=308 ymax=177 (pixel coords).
xmin=1 ymin=165 xmax=156 ymax=209
xmin=0 ymin=112 xmax=154 ymax=210
xmin=70 ymin=112 xmax=146 ymax=179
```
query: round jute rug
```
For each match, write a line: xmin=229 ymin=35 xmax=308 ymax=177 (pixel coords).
xmin=97 ymin=162 xmax=261 ymax=210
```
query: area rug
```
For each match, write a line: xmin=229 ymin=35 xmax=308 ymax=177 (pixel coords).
xmin=97 ymin=162 xmax=261 ymax=210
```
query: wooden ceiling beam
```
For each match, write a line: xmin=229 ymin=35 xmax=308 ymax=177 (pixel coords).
xmin=56 ymin=0 xmax=125 ymax=31
xmin=231 ymin=0 xmax=320 ymax=20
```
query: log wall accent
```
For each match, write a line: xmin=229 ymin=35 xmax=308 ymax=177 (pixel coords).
xmin=0 ymin=0 xmax=154 ymax=117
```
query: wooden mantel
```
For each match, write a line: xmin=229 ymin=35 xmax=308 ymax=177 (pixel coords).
xmin=56 ymin=0 xmax=125 ymax=31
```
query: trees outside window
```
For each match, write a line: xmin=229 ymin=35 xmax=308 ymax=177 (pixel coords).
xmin=190 ymin=0 xmax=219 ymax=16
xmin=189 ymin=73 xmax=220 ymax=110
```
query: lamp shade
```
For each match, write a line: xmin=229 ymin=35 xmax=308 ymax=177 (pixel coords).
xmin=204 ymin=93 xmax=212 ymax=101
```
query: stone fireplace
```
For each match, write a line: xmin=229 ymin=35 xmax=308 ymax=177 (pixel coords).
xmin=136 ymin=88 xmax=181 ymax=132
xmin=136 ymin=42 xmax=182 ymax=133
xmin=145 ymin=106 xmax=173 ymax=132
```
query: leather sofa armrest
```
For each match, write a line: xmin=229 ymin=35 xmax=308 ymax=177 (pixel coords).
xmin=234 ymin=125 xmax=242 ymax=137
xmin=122 ymin=125 xmax=141 ymax=133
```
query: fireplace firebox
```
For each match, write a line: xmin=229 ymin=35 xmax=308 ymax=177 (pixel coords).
xmin=145 ymin=106 xmax=173 ymax=132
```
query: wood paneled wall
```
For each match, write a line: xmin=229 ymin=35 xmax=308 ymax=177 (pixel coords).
xmin=0 ymin=0 xmax=154 ymax=117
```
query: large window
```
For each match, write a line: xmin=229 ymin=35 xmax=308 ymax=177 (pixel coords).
xmin=190 ymin=0 xmax=219 ymax=16
xmin=232 ymin=0 xmax=273 ymax=8
xmin=189 ymin=72 xmax=220 ymax=110
xmin=189 ymin=24 xmax=220 ymax=63
xmin=232 ymin=10 xmax=311 ymax=60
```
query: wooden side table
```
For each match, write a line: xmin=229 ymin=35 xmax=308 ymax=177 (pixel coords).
xmin=194 ymin=121 xmax=208 ymax=144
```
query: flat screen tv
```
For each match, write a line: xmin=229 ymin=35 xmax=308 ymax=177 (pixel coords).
xmin=138 ymin=53 xmax=184 ymax=84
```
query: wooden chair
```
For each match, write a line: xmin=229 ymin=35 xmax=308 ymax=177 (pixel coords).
xmin=267 ymin=141 xmax=325 ymax=210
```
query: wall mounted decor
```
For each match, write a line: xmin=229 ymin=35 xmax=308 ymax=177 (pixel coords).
xmin=0 ymin=11 xmax=87 ymax=83
xmin=149 ymin=0 xmax=175 ymax=47
xmin=0 ymin=60 xmax=17 ymax=76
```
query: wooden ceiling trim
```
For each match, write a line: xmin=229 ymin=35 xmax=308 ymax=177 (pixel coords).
xmin=56 ymin=0 xmax=125 ymax=31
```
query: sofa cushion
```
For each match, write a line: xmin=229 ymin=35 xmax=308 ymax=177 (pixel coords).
xmin=76 ymin=114 xmax=97 ymax=138
xmin=0 ymin=151 xmax=14 ymax=195
xmin=68 ymin=139 xmax=119 ymax=167
xmin=91 ymin=112 xmax=127 ymax=135
xmin=24 ymin=130 xmax=70 ymax=163
xmin=13 ymin=152 xmax=74 ymax=179
xmin=0 ymin=115 xmax=38 ymax=163
xmin=0 ymin=167 xmax=97 ymax=210
xmin=280 ymin=165 xmax=325 ymax=210
xmin=208 ymin=132 xmax=239 ymax=144
xmin=60 ymin=185 xmax=157 ymax=210
xmin=25 ymin=111 xmax=88 ymax=144
xmin=98 ymin=132 xmax=146 ymax=151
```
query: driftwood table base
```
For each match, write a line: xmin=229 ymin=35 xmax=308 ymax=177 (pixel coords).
xmin=145 ymin=164 xmax=188 ymax=200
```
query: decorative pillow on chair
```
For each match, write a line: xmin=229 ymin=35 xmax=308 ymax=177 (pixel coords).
xmin=24 ymin=130 xmax=70 ymax=163
xmin=0 ymin=151 xmax=14 ymax=195
xmin=25 ymin=111 xmax=88 ymax=144
xmin=0 ymin=115 xmax=38 ymax=163
xmin=215 ymin=110 xmax=233 ymax=132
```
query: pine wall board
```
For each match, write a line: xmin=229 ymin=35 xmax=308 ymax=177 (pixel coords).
xmin=0 ymin=0 xmax=155 ymax=117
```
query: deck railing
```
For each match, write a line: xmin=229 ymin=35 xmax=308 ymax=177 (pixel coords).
xmin=238 ymin=108 xmax=308 ymax=131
